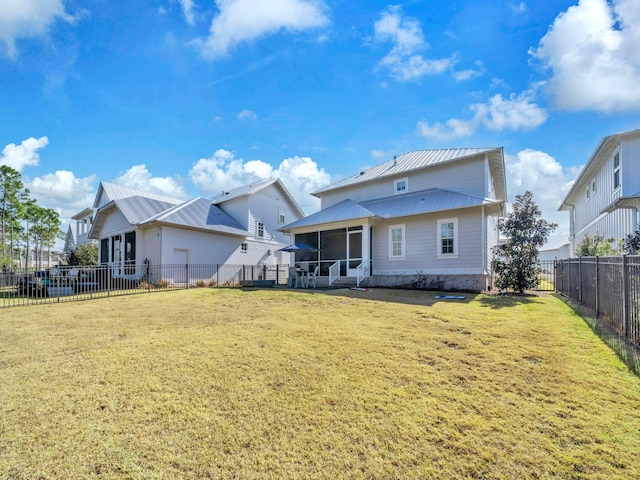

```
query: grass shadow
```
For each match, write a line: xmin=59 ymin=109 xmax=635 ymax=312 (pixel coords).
xmin=475 ymin=293 xmax=538 ymax=309
xmin=557 ymin=294 xmax=640 ymax=377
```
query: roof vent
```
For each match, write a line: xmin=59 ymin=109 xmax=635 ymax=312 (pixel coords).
xmin=392 ymin=155 xmax=397 ymax=167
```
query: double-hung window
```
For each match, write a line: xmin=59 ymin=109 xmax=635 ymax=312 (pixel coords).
xmin=389 ymin=225 xmax=405 ymax=259
xmin=437 ymin=218 xmax=458 ymax=257
xmin=257 ymin=221 xmax=264 ymax=238
xmin=613 ymin=153 xmax=620 ymax=190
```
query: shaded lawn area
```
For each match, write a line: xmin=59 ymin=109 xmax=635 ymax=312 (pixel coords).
xmin=1 ymin=288 xmax=639 ymax=479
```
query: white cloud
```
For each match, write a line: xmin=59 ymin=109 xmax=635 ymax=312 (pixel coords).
xmin=454 ymin=60 xmax=486 ymax=82
xmin=373 ymin=5 xmax=455 ymax=81
xmin=416 ymin=87 xmax=547 ymax=140
xmin=505 ymin=149 xmax=581 ymax=236
xmin=510 ymin=2 xmax=527 ymax=14
xmin=238 ymin=109 xmax=257 ymax=121
xmin=179 ymin=0 xmax=195 ymax=25
xmin=114 ymin=164 xmax=189 ymax=200
xmin=0 ymin=0 xmax=74 ymax=57
xmin=189 ymin=149 xmax=331 ymax=213
xmin=473 ymin=89 xmax=548 ymax=131
xmin=194 ymin=0 xmax=328 ymax=60
xmin=531 ymin=0 xmax=640 ymax=112
xmin=28 ymin=170 xmax=97 ymax=213
xmin=0 ymin=136 xmax=49 ymax=171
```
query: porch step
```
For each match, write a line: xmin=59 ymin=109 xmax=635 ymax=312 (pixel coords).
xmin=329 ymin=277 xmax=359 ymax=288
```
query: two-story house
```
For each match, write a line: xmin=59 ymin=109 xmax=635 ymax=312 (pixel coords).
xmin=279 ymin=148 xmax=506 ymax=292
xmin=559 ymin=128 xmax=640 ymax=255
xmin=81 ymin=178 xmax=303 ymax=281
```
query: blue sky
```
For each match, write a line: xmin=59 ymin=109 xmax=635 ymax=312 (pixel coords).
xmin=1 ymin=0 xmax=639 ymax=248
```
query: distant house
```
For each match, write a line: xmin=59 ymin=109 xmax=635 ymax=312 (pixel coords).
xmin=559 ymin=128 xmax=640 ymax=255
xmin=538 ymin=242 xmax=570 ymax=262
xmin=63 ymin=207 xmax=98 ymax=254
xmin=279 ymin=148 xmax=506 ymax=292
xmin=77 ymin=179 xmax=303 ymax=280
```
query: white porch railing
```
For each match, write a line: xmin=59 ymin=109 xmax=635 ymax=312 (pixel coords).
xmin=328 ymin=261 xmax=341 ymax=286
xmin=356 ymin=261 xmax=370 ymax=286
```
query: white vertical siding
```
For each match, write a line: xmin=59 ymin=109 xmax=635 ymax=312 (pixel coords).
xmin=321 ymin=158 xmax=487 ymax=209
xmin=621 ymin=136 xmax=640 ymax=196
xmin=372 ymin=208 xmax=485 ymax=275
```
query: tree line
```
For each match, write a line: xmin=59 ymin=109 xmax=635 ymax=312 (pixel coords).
xmin=1 ymin=165 xmax=63 ymax=270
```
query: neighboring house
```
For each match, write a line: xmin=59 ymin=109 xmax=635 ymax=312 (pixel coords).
xmin=559 ymin=128 xmax=640 ymax=256
xmin=280 ymin=148 xmax=506 ymax=292
xmin=82 ymin=178 xmax=303 ymax=282
xmin=538 ymin=242 xmax=570 ymax=262
xmin=63 ymin=207 xmax=98 ymax=254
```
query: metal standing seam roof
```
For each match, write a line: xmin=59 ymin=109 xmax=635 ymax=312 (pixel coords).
xmin=96 ymin=181 xmax=185 ymax=207
xmin=279 ymin=199 xmax=375 ymax=230
xmin=142 ymin=197 xmax=248 ymax=236
xmin=279 ymin=189 xmax=502 ymax=231
xmin=312 ymin=148 xmax=503 ymax=196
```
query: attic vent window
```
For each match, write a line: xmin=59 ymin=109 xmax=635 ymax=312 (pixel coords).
xmin=394 ymin=177 xmax=408 ymax=195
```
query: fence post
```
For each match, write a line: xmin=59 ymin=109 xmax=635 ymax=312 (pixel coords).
xmin=216 ymin=264 xmax=219 ymax=288
xmin=622 ymin=254 xmax=630 ymax=338
xmin=595 ymin=256 xmax=599 ymax=318
xmin=578 ymin=256 xmax=582 ymax=305
xmin=185 ymin=263 xmax=189 ymax=289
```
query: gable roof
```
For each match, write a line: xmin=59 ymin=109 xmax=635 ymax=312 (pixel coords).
xmin=89 ymin=196 xmax=180 ymax=238
xmin=94 ymin=181 xmax=184 ymax=208
xmin=559 ymin=128 xmax=640 ymax=210
xmin=211 ymin=177 xmax=306 ymax=217
xmin=313 ymin=148 xmax=506 ymax=200
xmin=280 ymin=188 xmax=501 ymax=232
xmin=142 ymin=197 xmax=248 ymax=236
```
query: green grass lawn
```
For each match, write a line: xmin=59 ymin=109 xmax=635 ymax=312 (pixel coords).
xmin=1 ymin=288 xmax=639 ymax=479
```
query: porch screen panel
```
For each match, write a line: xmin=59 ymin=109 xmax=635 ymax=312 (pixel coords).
xmin=294 ymin=232 xmax=318 ymax=262
xmin=124 ymin=231 xmax=136 ymax=275
xmin=100 ymin=238 xmax=109 ymax=264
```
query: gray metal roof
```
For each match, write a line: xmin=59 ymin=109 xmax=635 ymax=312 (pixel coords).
xmin=313 ymin=148 xmax=503 ymax=196
xmin=279 ymin=199 xmax=375 ymax=230
xmin=96 ymin=181 xmax=184 ymax=207
xmin=361 ymin=189 xmax=498 ymax=218
xmin=280 ymin=189 xmax=502 ymax=231
xmin=114 ymin=197 xmax=179 ymax=225
xmin=143 ymin=197 xmax=248 ymax=236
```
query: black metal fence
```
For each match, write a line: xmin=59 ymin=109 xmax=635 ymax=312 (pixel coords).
xmin=0 ymin=263 xmax=290 ymax=308
xmin=556 ymin=256 xmax=640 ymax=347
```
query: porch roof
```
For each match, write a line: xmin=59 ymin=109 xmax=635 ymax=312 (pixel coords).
xmin=280 ymin=189 xmax=502 ymax=232
xmin=279 ymin=199 xmax=375 ymax=231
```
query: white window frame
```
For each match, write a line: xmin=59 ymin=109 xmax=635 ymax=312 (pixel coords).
xmin=613 ymin=152 xmax=620 ymax=190
xmin=257 ymin=221 xmax=264 ymax=238
xmin=241 ymin=242 xmax=248 ymax=253
xmin=389 ymin=224 xmax=405 ymax=259
xmin=437 ymin=218 xmax=458 ymax=258
xmin=394 ymin=177 xmax=408 ymax=195
xmin=279 ymin=209 xmax=285 ymax=224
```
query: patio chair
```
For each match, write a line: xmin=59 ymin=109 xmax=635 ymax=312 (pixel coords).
xmin=306 ymin=265 xmax=319 ymax=288
xmin=288 ymin=267 xmax=297 ymax=288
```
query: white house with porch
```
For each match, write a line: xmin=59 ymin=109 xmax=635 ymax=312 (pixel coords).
xmin=82 ymin=179 xmax=303 ymax=283
xmin=279 ymin=148 xmax=506 ymax=292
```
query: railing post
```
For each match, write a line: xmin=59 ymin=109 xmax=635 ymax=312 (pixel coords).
xmin=622 ymin=254 xmax=630 ymax=338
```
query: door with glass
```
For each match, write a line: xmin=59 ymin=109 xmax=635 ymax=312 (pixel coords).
xmin=347 ymin=227 xmax=362 ymax=276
